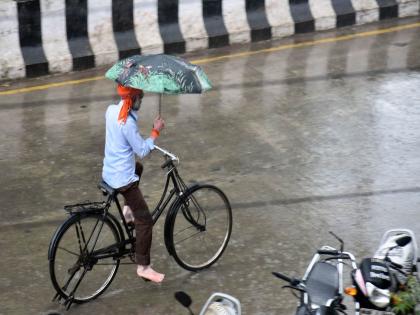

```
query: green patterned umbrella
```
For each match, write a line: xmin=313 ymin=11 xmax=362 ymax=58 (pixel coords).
xmin=105 ymin=54 xmax=212 ymax=94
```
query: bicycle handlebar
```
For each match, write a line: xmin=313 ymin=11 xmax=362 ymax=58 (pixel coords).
xmin=160 ymin=159 xmax=173 ymax=169
xmin=154 ymin=145 xmax=179 ymax=168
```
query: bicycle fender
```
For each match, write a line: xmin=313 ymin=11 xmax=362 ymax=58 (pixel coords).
xmin=163 ymin=200 xmax=178 ymax=256
xmin=163 ymin=184 xmax=200 ymax=256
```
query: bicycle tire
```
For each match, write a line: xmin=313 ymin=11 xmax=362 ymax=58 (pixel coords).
xmin=167 ymin=184 xmax=232 ymax=271
xmin=49 ymin=213 xmax=121 ymax=303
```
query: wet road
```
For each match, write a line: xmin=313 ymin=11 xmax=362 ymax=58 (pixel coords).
xmin=1 ymin=17 xmax=420 ymax=315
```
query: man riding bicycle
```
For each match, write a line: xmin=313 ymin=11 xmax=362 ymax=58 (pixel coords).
xmin=102 ymin=84 xmax=165 ymax=283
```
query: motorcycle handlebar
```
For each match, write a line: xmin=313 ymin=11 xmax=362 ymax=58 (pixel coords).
xmin=317 ymin=249 xmax=340 ymax=255
xmin=272 ymin=271 xmax=292 ymax=283
xmin=272 ymin=272 xmax=302 ymax=287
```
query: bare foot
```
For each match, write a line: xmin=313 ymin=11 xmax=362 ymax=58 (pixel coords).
xmin=123 ymin=205 xmax=134 ymax=223
xmin=137 ymin=265 xmax=165 ymax=283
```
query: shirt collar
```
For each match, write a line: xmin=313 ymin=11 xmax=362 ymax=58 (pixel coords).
xmin=129 ymin=110 xmax=137 ymax=121
xmin=117 ymin=100 xmax=138 ymax=121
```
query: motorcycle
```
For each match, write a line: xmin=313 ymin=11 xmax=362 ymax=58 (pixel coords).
xmin=175 ymin=291 xmax=241 ymax=315
xmin=347 ymin=229 xmax=420 ymax=314
xmin=272 ymin=232 xmax=358 ymax=315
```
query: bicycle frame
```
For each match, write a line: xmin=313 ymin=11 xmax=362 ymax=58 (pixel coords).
xmin=150 ymin=161 xmax=188 ymax=224
xmin=92 ymin=158 xmax=193 ymax=262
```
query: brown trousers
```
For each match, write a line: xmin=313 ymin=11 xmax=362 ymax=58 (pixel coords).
xmin=117 ymin=162 xmax=153 ymax=266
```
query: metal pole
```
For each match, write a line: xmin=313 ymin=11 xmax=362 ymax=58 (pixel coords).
xmin=159 ymin=93 xmax=162 ymax=116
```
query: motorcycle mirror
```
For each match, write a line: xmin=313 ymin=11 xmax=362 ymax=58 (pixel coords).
xmin=329 ymin=231 xmax=344 ymax=252
xmin=175 ymin=291 xmax=193 ymax=308
xmin=396 ymin=235 xmax=412 ymax=247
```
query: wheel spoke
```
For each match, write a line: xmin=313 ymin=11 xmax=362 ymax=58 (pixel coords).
xmin=95 ymin=262 xmax=119 ymax=266
xmin=174 ymin=230 xmax=203 ymax=245
xmin=172 ymin=216 xmax=223 ymax=238
xmin=173 ymin=224 xmax=198 ymax=236
xmin=58 ymin=246 xmax=80 ymax=257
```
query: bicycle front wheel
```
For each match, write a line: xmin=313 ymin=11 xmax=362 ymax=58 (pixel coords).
xmin=49 ymin=213 xmax=120 ymax=303
xmin=168 ymin=185 xmax=232 ymax=271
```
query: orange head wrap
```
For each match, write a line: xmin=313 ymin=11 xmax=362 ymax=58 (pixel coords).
xmin=117 ymin=84 xmax=143 ymax=124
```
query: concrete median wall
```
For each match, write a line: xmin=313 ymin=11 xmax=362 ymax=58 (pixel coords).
xmin=0 ymin=0 xmax=419 ymax=80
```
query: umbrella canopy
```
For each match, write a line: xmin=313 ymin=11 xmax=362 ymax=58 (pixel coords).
xmin=105 ymin=54 xmax=212 ymax=94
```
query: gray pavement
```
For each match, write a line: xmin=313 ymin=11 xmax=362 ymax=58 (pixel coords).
xmin=1 ymin=17 xmax=420 ymax=315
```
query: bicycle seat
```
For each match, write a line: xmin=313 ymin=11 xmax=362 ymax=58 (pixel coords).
xmin=98 ymin=180 xmax=117 ymax=197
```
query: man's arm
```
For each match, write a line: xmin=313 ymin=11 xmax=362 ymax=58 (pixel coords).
xmin=123 ymin=116 xmax=165 ymax=159
xmin=123 ymin=121 xmax=154 ymax=159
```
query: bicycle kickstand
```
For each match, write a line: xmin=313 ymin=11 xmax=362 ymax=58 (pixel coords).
xmin=52 ymin=292 xmax=60 ymax=303
xmin=63 ymin=295 xmax=74 ymax=310
xmin=52 ymin=292 xmax=75 ymax=310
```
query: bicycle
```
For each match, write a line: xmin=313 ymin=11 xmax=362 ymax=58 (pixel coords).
xmin=47 ymin=145 xmax=233 ymax=310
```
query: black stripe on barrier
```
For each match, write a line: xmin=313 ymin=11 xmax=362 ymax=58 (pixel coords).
xmin=158 ymin=0 xmax=185 ymax=54
xmin=331 ymin=0 xmax=356 ymax=27
xmin=246 ymin=0 xmax=272 ymax=42
xmin=202 ymin=0 xmax=229 ymax=48
xmin=376 ymin=0 xmax=399 ymax=20
xmin=65 ymin=0 xmax=95 ymax=71
xmin=17 ymin=0 xmax=49 ymax=77
xmin=112 ymin=0 xmax=140 ymax=59
xmin=289 ymin=0 xmax=315 ymax=34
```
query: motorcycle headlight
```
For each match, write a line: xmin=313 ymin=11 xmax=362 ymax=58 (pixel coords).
xmin=366 ymin=282 xmax=391 ymax=308
xmin=204 ymin=301 xmax=237 ymax=315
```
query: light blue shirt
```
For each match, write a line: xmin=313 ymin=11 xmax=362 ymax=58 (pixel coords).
xmin=102 ymin=101 xmax=154 ymax=189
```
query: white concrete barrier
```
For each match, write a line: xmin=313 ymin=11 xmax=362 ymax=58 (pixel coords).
xmin=0 ymin=0 xmax=418 ymax=80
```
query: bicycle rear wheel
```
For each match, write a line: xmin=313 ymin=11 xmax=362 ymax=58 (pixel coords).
xmin=168 ymin=185 xmax=232 ymax=271
xmin=49 ymin=213 xmax=120 ymax=303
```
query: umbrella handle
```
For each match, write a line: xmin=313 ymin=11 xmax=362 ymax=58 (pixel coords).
xmin=159 ymin=94 xmax=162 ymax=116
